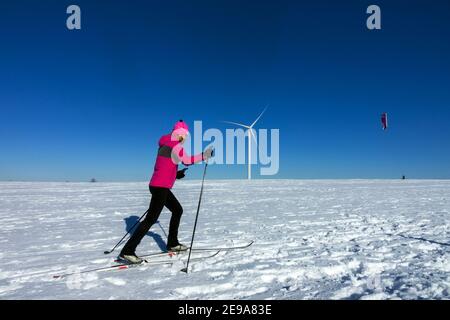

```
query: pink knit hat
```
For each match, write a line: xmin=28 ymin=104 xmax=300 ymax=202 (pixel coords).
xmin=172 ymin=120 xmax=189 ymax=136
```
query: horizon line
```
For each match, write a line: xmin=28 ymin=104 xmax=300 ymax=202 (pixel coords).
xmin=1 ymin=178 xmax=450 ymax=183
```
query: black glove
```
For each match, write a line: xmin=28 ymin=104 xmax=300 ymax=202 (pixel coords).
xmin=176 ymin=168 xmax=188 ymax=180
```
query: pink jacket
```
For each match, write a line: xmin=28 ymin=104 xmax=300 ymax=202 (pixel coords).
xmin=149 ymin=134 xmax=203 ymax=189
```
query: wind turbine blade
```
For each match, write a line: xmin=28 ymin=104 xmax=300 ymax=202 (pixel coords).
xmin=250 ymin=105 xmax=268 ymax=128
xmin=222 ymin=120 xmax=250 ymax=129
xmin=249 ymin=128 xmax=257 ymax=145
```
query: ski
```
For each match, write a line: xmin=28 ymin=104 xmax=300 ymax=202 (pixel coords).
xmin=140 ymin=240 xmax=254 ymax=259
xmin=53 ymin=250 xmax=220 ymax=280
xmin=187 ymin=240 xmax=254 ymax=252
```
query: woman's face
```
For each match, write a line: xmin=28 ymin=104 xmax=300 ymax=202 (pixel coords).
xmin=172 ymin=128 xmax=188 ymax=143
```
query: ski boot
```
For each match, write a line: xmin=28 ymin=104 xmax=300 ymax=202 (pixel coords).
xmin=118 ymin=252 xmax=144 ymax=264
xmin=167 ymin=242 xmax=188 ymax=252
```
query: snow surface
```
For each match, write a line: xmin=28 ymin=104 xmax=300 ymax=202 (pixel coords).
xmin=0 ymin=180 xmax=449 ymax=300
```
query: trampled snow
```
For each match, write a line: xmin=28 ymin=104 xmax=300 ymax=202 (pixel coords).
xmin=0 ymin=180 xmax=449 ymax=299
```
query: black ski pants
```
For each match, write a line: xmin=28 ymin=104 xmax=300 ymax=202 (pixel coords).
xmin=121 ymin=186 xmax=183 ymax=254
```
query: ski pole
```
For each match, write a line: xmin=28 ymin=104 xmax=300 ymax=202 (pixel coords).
xmin=181 ymin=161 xmax=209 ymax=273
xmin=104 ymin=209 xmax=149 ymax=255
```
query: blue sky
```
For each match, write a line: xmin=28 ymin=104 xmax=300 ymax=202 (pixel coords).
xmin=1 ymin=0 xmax=450 ymax=181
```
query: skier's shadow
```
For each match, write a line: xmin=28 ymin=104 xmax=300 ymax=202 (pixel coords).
xmin=125 ymin=216 xmax=167 ymax=252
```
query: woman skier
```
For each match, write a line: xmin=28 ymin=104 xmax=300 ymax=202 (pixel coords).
xmin=119 ymin=120 xmax=213 ymax=264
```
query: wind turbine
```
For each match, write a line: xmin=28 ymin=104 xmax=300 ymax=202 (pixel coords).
xmin=223 ymin=106 xmax=268 ymax=180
